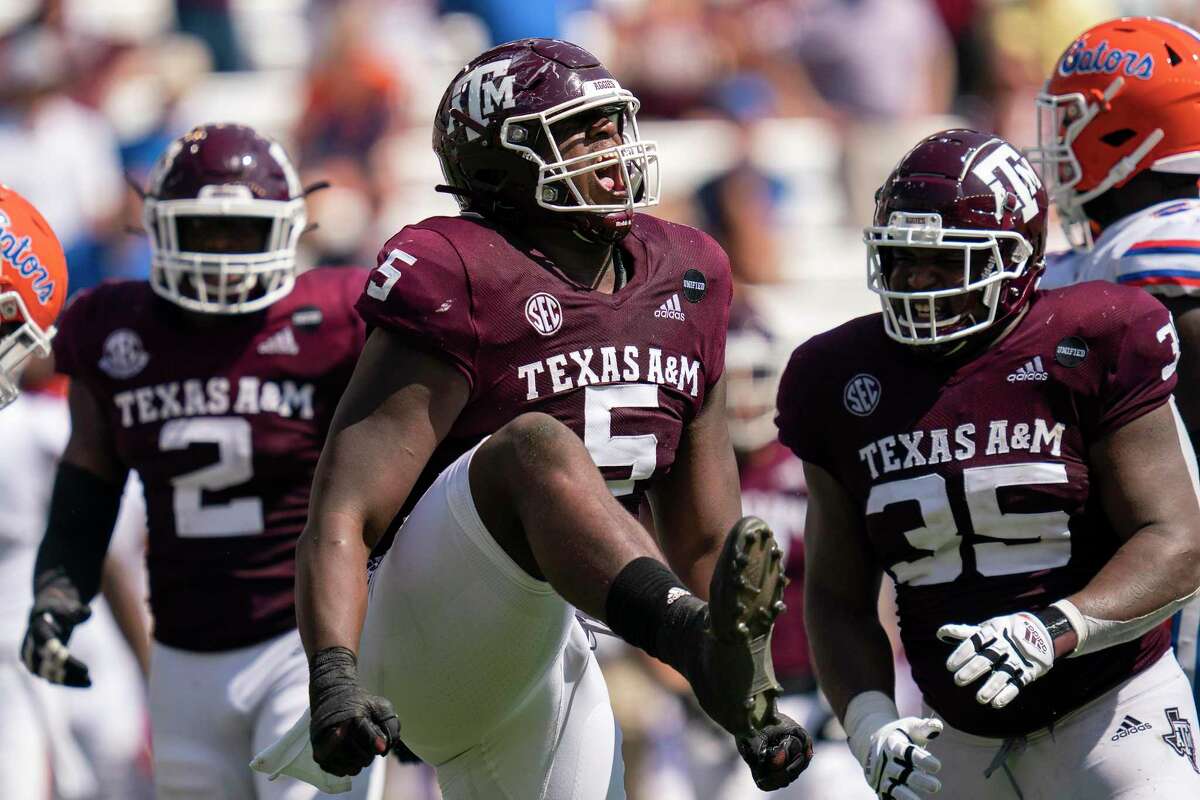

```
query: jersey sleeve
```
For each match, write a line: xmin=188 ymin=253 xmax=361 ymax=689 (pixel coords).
xmin=51 ymin=287 xmax=101 ymax=382
xmin=775 ymin=341 xmax=831 ymax=469
xmin=703 ymin=238 xmax=733 ymax=391
xmin=1096 ymin=290 xmax=1179 ymax=436
xmin=1112 ymin=205 xmax=1200 ymax=298
xmin=354 ymin=225 xmax=479 ymax=389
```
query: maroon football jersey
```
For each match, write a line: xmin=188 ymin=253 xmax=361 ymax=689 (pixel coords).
xmin=53 ymin=268 xmax=367 ymax=651
xmin=739 ymin=442 xmax=812 ymax=686
xmin=356 ymin=213 xmax=731 ymax=520
xmin=776 ymin=282 xmax=1179 ymax=737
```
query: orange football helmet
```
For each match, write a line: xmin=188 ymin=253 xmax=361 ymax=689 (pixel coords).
xmin=1031 ymin=17 xmax=1200 ymax=249
xmin=0 ymin=185 xmax=67 ymax=408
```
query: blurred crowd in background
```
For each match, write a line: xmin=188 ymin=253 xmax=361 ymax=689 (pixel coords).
xmin=4 ymin=1 xmax=1198 ymax=798
xmin=9 ymin=0 xmax=1199 ymax=339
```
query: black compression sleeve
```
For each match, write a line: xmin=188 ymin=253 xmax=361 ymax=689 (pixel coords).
xmin=32 ymin=461 xmax=123 ymax=604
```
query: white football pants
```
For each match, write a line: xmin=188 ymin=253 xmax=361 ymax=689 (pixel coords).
xmin=358 ymin=440 xmax=626 ymax=800
xmin=929 ymin=650 xmax=1200 ymax=799
xmin=150 ymin=628 xmax=381 ymax=800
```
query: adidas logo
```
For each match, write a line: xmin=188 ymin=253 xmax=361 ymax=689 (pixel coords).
xmin=665 ymin=587 xmax=692 ymax=605
xmin=1110 ymin=715 xmax=1152 ymax=741
xmin=655 ymin=293 xmax=686 ymax=321
xmin=257 ymin=326 xmax=300 ymax=356
xmin=1006 ymin=355 xmax=1048 ymax=383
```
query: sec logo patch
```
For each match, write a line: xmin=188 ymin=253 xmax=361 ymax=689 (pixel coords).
xmin=525 ymin=292 xmax=563 ymax=336
xmin=844 ymin=373 xmax=881 ymax=417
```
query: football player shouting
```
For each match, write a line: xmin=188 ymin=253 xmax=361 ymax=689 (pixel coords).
xmin=255 ymin=38 xmax=812 ymax=799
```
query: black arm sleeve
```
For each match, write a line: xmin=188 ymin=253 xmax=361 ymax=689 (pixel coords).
xmin=32 ymin=462 xmax=124 ymax=604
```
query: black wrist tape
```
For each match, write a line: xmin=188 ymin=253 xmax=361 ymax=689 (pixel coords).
xmin=309 ymin=646 xmax=364 ymax=730
xmin=1034 ymin=605 xmax=1075 ymax=642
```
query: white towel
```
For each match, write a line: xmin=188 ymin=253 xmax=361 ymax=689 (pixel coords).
xmin=249 ymin=708 xmax=352 ymax=794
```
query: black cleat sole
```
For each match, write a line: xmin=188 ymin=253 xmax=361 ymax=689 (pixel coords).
xmin=707 ymin=516 xmax=788 ymax=733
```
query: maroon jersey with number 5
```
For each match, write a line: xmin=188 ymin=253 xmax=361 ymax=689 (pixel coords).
xmin=356 ymin=213 xmax=732 ymax=521
xmin=776 ymin=281 xmax=1179 ymax=737
xmin=52 ymin=268 xmax=368 ymax=651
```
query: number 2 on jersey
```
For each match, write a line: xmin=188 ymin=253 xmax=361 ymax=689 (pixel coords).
xmin=159 ymin=417 xmax=264 ymax=537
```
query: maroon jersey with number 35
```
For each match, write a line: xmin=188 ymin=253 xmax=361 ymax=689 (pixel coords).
xmin=53 ymin=268 xmax=368 ymax=651
xmin=356 ymin=213 xmax=732 ymax=520
xmin=776 ymin=282 xmax=1179 ymax=737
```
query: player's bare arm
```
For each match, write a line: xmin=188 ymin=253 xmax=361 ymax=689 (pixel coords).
xmin=802 ymin=461 xmax=891 ymax=717
xmin=1059 ymin=399 xmax=1200 ymax=647
xmin=804 ymin=461 xmax=943 ymax=798
xmin=22 ymin=380 xmax=129 ymax=687
xmin=646 ymin=374 xmax=742 ymax=597
xmin=297 ymin=328 xmax=468 ymax=656
xmin=297 ymin=328 xmax=467 ymax=775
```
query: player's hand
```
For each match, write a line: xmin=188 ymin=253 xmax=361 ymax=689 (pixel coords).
xmin=735 ymin=712 xmax=814 ymax=790
xmin=845 ymin=692 xmax=941 ymax=799
xmin=309 ymin=647 xmax=400 ymax=777
xmin=855 ymin=717 xmax=943 ymax=798
xmin=937 ymin=612 xmax=1054 ymax=709
xmin=20 ymin=592 xmax=92 ymax=687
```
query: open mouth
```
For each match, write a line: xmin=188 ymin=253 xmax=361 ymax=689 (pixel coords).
xmin=596 ymin=162 xmax=627 ymax=198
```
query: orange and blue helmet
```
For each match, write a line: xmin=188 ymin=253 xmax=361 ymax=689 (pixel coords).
xmin=0 ymin=185 xmax=67 ymax=409
xmin=1030 ymin=17 xmax=1200 ymax=249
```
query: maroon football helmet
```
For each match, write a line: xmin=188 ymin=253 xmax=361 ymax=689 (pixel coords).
xmin=433 ymin=38 xmax=660 ymax=243
xmin=865 ymin=129 xmax=1048 ymax=347
xmin=143 ymin=123 xmax=307 ymax=314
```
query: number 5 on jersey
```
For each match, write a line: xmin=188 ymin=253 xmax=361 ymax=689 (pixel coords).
xmin=367 ymin=248 xmax=417 ymax=301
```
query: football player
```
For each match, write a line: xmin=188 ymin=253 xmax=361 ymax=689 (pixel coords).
xmin=1029 ymin=13 xmax=1200 ymax=714
xmin=19 ymin=123 xmax=380 ymax=800
xmin=253 ymin=38 xmax=812 ymax=798
xmin=780 ymin=129 xmax=1200 ymax=798
xmin=0 ymin=188 xmax=148 ymax=799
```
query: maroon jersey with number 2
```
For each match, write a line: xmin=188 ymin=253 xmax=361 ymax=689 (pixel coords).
xmin=52 ymin=268 xmax=368 ymax=651
xmin=356 ymin=213 xmax=731 ymax=518
xmin=776 ymin=282 xmax=1180 ymax=737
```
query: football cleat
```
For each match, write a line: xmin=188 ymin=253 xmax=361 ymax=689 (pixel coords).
xmin=693 ymin=516 xmax=788 ymax=736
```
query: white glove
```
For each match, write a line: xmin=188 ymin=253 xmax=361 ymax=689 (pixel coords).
xmin=845 ymin=691 xmax=942 ymax=799
xmin=936 ymin=611 xmax=1054 ymax=709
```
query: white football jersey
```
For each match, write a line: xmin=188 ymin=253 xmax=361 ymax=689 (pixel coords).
xmin=1040 ymin=198 xmax=1200 ymax=296
xmin=0 ymin=391 xmax=70 ymax=647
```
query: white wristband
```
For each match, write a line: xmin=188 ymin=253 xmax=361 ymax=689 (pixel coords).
xmin=1055 ymin=585 xmax=1200 ymax=658
xmin=843 ymin=690 xmax=899 ymax=766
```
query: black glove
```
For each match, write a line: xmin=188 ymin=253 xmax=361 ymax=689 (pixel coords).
xmin=736 ymin=713 xmax=814 ymax=791
xmin=20 ymin=588 xmax=92 ymax=688
xmin=309 ymin=647 xmax=401 ymax=777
